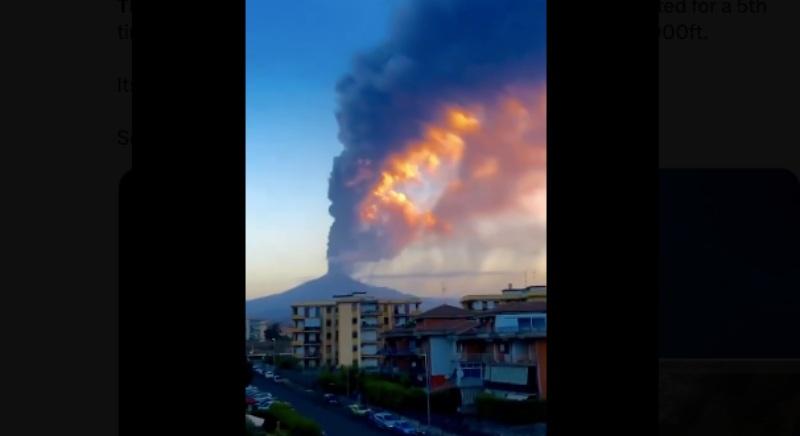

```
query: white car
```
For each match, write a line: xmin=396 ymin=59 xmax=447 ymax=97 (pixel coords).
xmin=264 ymin=371 xmax=274 ymax=378
xmin=370 ymin=412 xmax=400 ymax=429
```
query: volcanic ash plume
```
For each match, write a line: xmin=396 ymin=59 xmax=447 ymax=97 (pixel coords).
xmin=326 ymin=0 xmax=546 ymax=275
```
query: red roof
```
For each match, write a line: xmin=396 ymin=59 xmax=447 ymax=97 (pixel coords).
xmin=415 ymin=319 xmax=478 ymax=334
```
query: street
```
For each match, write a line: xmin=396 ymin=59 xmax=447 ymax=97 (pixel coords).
xmin=249 ymin=372 xmax=388 ymax=436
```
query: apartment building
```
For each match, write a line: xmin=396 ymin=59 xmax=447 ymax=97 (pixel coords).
xmin=290 ymin=292 xmax=422 ymax=370
xmin=461 ymin=284 xmax=546 ymax=312
xmin=382 ymin=304 xmax=477 ymax=390
xmin=455 ymin=301 xmax=547 ymax=406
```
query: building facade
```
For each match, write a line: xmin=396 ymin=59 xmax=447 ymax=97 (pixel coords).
xmin=461 ymin=284 xmax=547 ymax=312
xmin=290 ymin=292 xmax=422 ymax=370
xmin=382 ymin=304 xmax=477 ymax=391
xmin=455 ymin=302 xmax=547 ymax=406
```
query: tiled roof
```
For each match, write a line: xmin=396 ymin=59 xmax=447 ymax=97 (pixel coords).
xmin=414 ymin=304 xmax=473 ymax=319
xmin=415 ymin=319 xmax=478 ymax=334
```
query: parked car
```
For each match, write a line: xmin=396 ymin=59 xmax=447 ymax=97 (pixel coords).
xmin=264 ymin=371 xmax=274 ymax=378
xmin=392 ymin=419 xmax=422 ymax=435
xmin=370 ymin=412 xmax=400 ymax=429
xmin=323 ymin=394 xmax=339 ymax=405
xmin=348 ymin=403 xmax=371 ymax=417
xmin=274 ymin=375 xmax=287 ymax=383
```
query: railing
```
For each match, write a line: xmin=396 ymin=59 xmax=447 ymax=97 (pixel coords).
xmin=361 ymin=322 xmax=379 ymax=329
xmin=495 ymin=325 xmax=547 ymax=335
xmin=456 ymin=376 xmax=484 ymax=388
xmin=380 ymin=347 xmax=419 ymax=356
xmin=459 ymin=353 xmax=537 ymax=365
xmin=360 ymin=306 xmax=379 ymax=315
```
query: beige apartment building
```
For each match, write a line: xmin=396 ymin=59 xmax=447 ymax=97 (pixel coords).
xmin=461 ymin=284 xmax=547 ymax=312
xmin=290 ymin=292 xmax=422 ymax=370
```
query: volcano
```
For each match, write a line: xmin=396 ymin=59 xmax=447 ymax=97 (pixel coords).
xmin=245 ymin=271 xmax=457 ymax=323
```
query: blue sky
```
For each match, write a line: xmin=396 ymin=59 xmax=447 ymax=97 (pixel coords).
xmin=246 ymin=0 xmax=402 ymax=298
xmin=247 ymin=0 xmax=548 ymax=300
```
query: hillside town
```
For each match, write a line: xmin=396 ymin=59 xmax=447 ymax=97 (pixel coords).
xmin=245 ymin=284 xmax=547 ymax=436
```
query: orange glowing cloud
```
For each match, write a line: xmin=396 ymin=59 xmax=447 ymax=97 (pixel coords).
xmin=358 ymin=107 xmax=480 ymax=233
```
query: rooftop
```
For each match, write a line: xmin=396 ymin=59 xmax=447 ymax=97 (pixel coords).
xmin=414 ymin=304 xmax=473 ymax=320
xmin=291 ymin=301 xmax=336 ymax=307
xmin=462 ymin=286 xmax=547 ymax=301
xmin=478 ymin=301 xmax=547 ymax=315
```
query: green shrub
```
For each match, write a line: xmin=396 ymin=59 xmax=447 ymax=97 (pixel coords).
xmin=264 ymin=403 xmax=323 ymax=436
xmin=475 ymin=393 xmax=546 ymax=425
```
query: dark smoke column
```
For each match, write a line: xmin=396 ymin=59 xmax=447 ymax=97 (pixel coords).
xmin=326 ymin=0 xmax=546 ymax=275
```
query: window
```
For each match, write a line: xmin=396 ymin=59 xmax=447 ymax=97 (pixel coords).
xmin=352 ymin=331 xmax=358 ymax=339
xmin=293 ymin=307 xmax=298 ymax=315
xmin=326 ymin=320 xmax=331 ymax=327
xmin=518 ymin=317 xmax=532 ymax=330
xmin=353 ymin=345 xmax=358 ymax=352
xmin=326 ymin=306 xmax=332 ymax=314
xmin=352 ymin=317 xmax=357 ymax=324
xmin=384 ymin=317 xmax=389 ymax=325
xmin=499 ymin=343 xmax=507 ymax=353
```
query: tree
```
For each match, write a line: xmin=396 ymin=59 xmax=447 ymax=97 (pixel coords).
xmin=263 ymin=323 xmax=288 ymax=341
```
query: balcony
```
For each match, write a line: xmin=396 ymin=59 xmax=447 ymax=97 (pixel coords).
xmin=495 ymin=325 xmax=547 ymax=336
xmin=361 ymin=305 xmax=379 ymax=316
xmin=380 ymin=347 xmax=419 ymax=357
xmin=303 ymin=353 xmax=321 ymax=359
xmin=459 ymin=353 xmax=536 ymax=365
xmin=361 ymin=347 xmax=379 ymax=356
xmin=303 ymin=340 xmax=321 ymax=345
xmin=361 ymin=321 xmax=379 ymax=329
xmin=456 ymin=376 xmax=484 ymax=388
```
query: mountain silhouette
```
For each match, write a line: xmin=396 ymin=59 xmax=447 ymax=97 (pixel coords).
xmin=246 ymin=271 xmax=458 ymax=323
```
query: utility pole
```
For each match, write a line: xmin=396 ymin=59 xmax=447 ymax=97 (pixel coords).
xmin=422 ymin=352 xmax=431 ymax=429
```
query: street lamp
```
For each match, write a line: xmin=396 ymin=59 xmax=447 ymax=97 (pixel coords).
xmin=418 ymin=352 xmax=432 ymax=429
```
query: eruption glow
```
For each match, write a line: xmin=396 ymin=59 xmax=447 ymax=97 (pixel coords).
xmin=326 ymin=0 xmax=546 ymax=275
xmin=358 ymin=108 xmax=479 ymax=234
